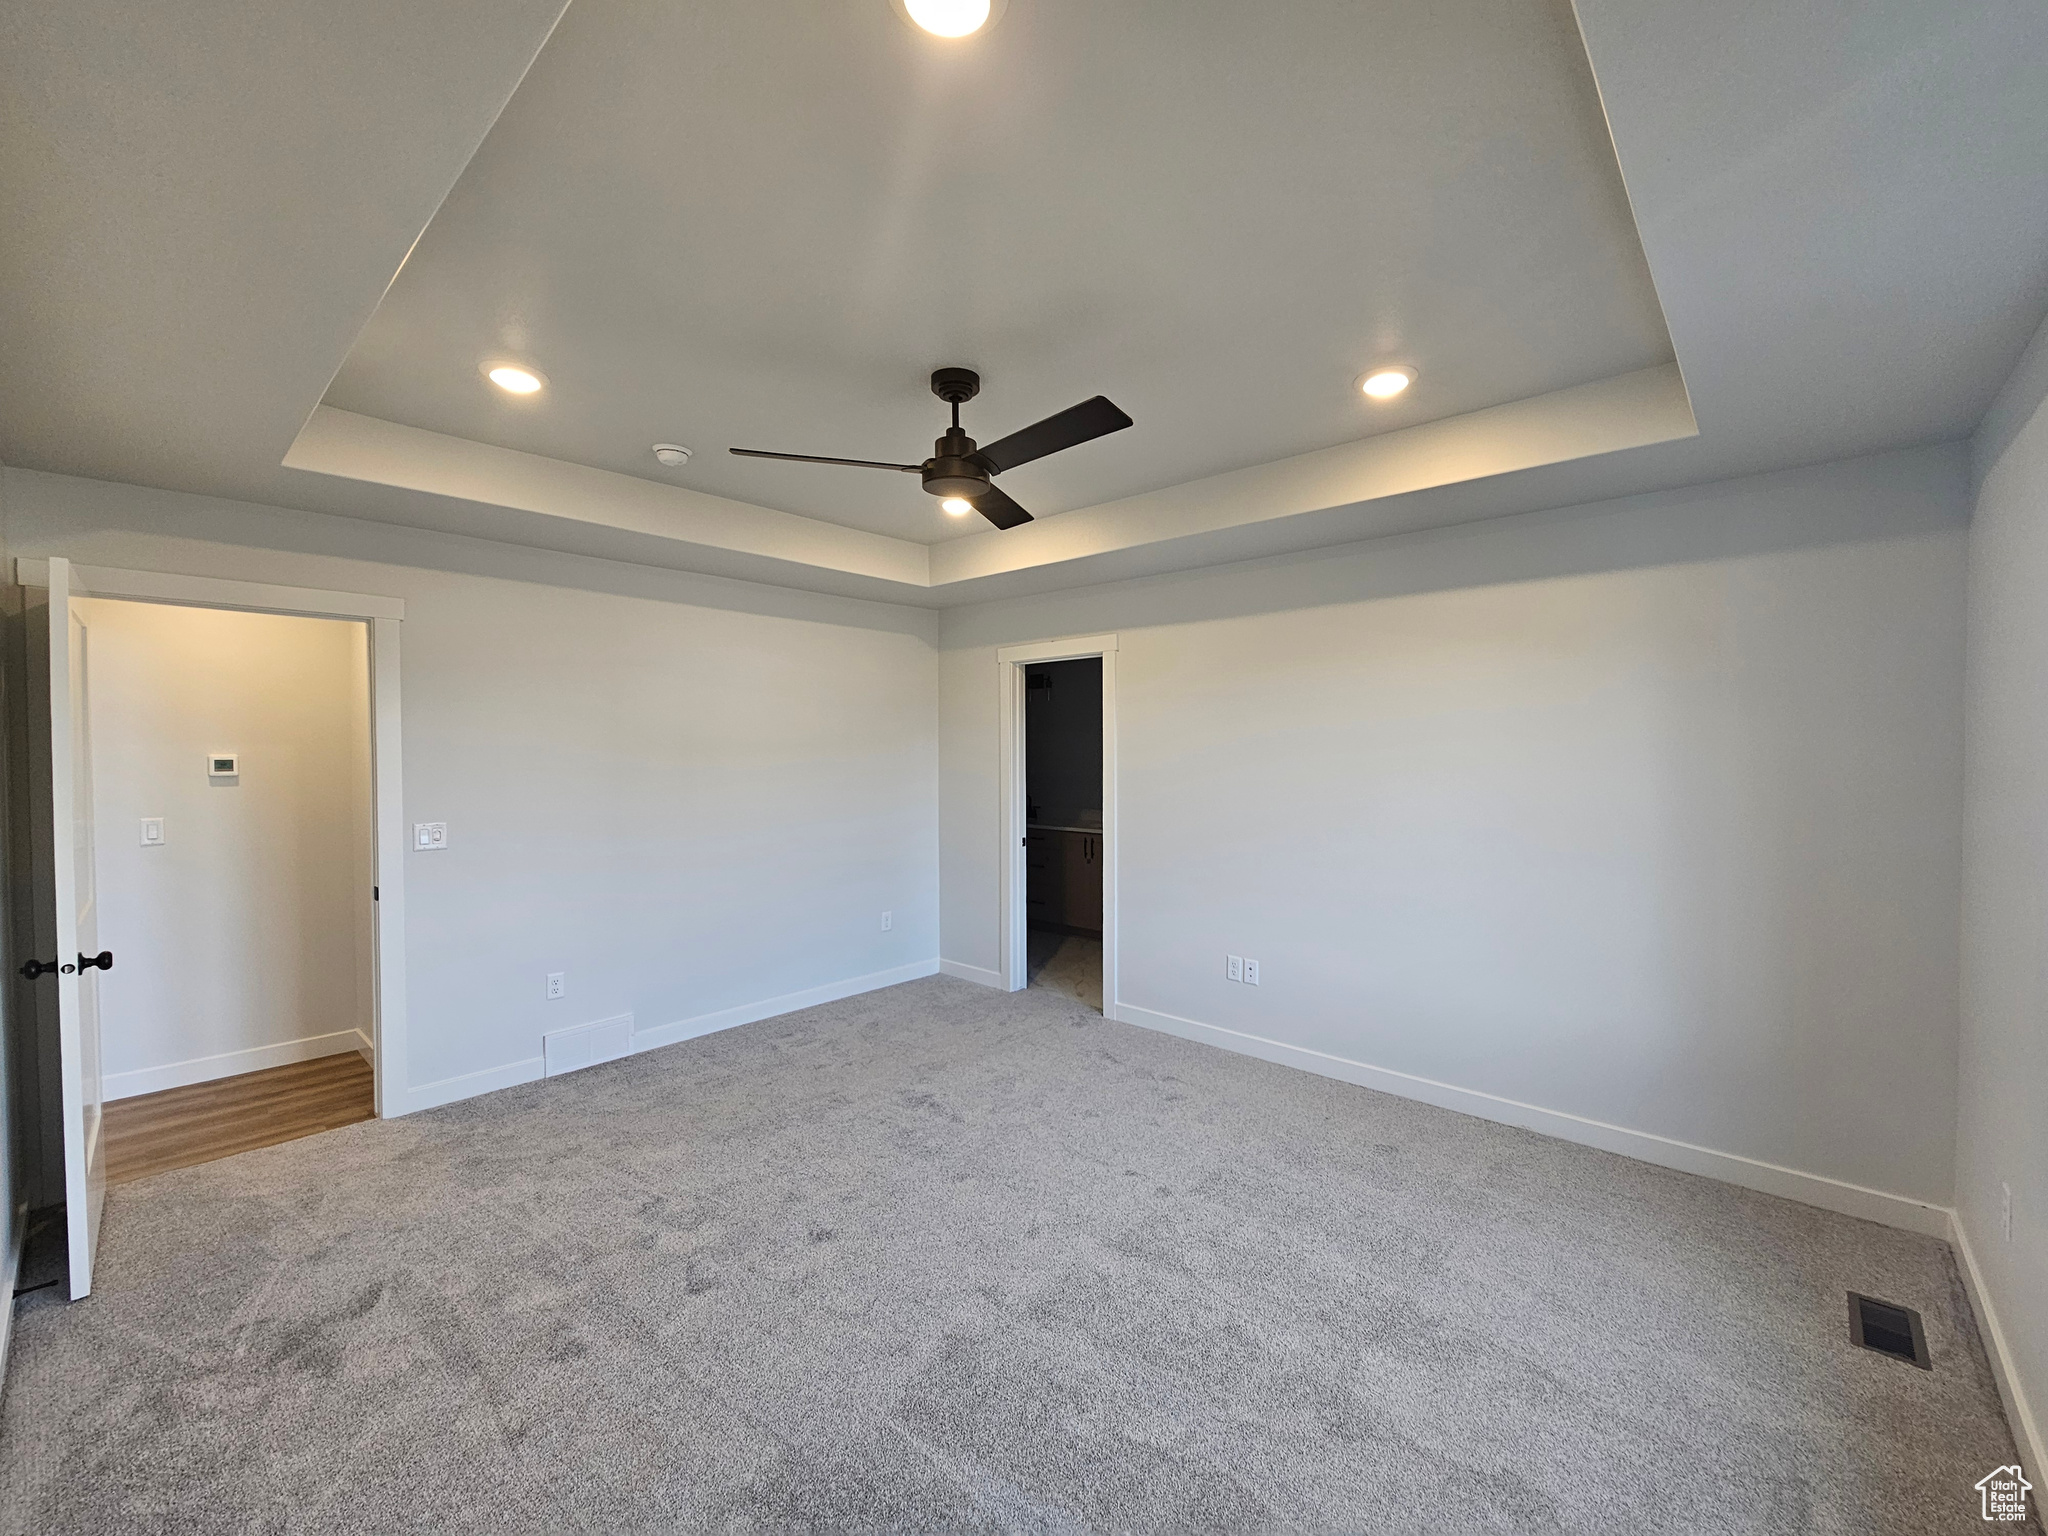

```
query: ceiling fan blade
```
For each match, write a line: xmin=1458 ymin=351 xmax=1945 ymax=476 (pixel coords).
xmin=973 ymin=484 xmax=1033 ymax=530
xmin=976 ymin=395 xmax=1133 ymax=475
xmin=729 ymin=448 xmax=923 ymax=473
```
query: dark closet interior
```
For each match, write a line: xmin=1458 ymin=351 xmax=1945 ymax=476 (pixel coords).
xmin=1024 ymin=657 xmax=1103 ymax=941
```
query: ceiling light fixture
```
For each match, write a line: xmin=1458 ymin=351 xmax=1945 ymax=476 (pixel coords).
xmin=1358 ymin=366 xmax=1416 ymax=401
xmin=940 ymin=496 xmax=975 ymax=517
xmin=485 ymin=363 xmax=545 ymax=395
xmin=651 ymin=443 xmax=692 ymax=466
xmin=899 ymin=0 xmax=997 ymax=39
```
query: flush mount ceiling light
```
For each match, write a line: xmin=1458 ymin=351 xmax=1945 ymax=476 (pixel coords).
xmin=484 ymin=362 xmax=545 ymax=395
xmin=940 ymin=496 xmax=975 ymax=517
xmin=1358 ymin=365 xmax=1416 ymax=401
xmin=894 ymin=0 xmax=1004 ymax=40
xmin=651 ymin=443 xmax=692 ymax=466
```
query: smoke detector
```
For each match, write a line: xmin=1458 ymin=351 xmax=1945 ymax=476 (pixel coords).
xmin=651 ymin=443 xmax=692 ymax=467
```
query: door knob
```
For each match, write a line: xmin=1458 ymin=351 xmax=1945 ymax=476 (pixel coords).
xmin=77 ymin=950 xmax=113 ymax=974
xmin=18 ymin=957 xmax=58 ymax=979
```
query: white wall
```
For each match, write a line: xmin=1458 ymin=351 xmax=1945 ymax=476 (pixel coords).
xmin=942 ymin=446 xmax=1968 ymax=1214
xmin=1957 ymin=313 xmax=2048 ymax=1472
xmin=2 ymin=468 xmax=942 ymax=1110
xmin=80 ymin=598 xmax=370 ymax=1097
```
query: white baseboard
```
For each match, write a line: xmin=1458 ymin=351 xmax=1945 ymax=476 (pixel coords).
xmin=939 ymin=958 xmax=1005 ymax=989
xmin=104 ymin=1030 xmax=369 ymax=1101
xmin=1112 ymin=1002 xmax=1953 ymax=1239
xmin=1950 ymin=1209 xmax=2045 ymax=1478
xmin=387 ymin=1054 xmax=546 ymax=1117
xmin=353 ymin=1028 xmax=374 ymax=1064
xmin=385 ymin=961 xmax=943 ymax=1118
xmin=633 ymin=959 xmax=940 ymax=1055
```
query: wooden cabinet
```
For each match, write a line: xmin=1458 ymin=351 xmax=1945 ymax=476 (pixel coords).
xmin=1026 ymin=827 xmax=1102 ymax=936
xmin=1026 ymin=832 xmax=1056 ymax=924
xmin=1062 ymin=831 xmax=1103 ymax=933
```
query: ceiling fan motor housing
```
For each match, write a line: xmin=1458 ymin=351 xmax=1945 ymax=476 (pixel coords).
xmin=924 ymin=425 xmax=992 ymax=498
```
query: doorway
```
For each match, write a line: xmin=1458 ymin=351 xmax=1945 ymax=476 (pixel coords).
xmin=998 ymin=634 xmax=1117 ymax=1013
xmin=78 ymin=598 xmax=377 ymax=1180
xmin=1022 ymin=658 xmax=1103 ymax=1010
xmin=16 ymin=557 xmax=407 ymax=1298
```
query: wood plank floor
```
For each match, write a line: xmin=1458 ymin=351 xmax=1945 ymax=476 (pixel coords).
xmin=102 ymin=1052 xmax=375 ymax=1184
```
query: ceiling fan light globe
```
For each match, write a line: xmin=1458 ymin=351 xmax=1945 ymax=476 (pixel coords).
xmin=904 ymin=0 xmax=990 ymax=38
xmin=940 ymin=497 xmax=975 ymax=517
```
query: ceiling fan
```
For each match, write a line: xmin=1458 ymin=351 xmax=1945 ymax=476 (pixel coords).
xmin=730 ymin=368 xmax=1132 ymax=530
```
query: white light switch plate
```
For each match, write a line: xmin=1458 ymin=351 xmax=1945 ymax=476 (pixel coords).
xmin=140 ymin=817 xmax=165 ymax=846
xmin=413 ymin=821 xmax=448 ymax=850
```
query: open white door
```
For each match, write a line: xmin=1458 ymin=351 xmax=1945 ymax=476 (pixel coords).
xmin=997 ymin=636 xmax=1119 ymax=1005
xmin=46 ymin=557 xmax=107 ymax=1298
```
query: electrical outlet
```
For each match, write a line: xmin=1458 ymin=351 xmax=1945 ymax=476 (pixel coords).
xmin=1227 ymin=954 xmax=1244 ymax=982
xmin=546 ymin=972 xmax=565 ymax=1000
xmin=881 ymin=910 xmax=893 ymax=932
xmin=2002 ymin=1181 xmax=2012 ymax=1243
xmin=413 ymin=821 xmax=448 ymax=851
xmin=1244 ymin=958 xmax=1260 ymax=986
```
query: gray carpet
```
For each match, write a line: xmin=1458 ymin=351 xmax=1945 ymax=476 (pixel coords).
xmin=0 ymin=976 xmax=2026 ymax=1534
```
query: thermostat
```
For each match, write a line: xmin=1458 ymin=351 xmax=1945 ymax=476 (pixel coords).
xmin=207 ymin=752 xmax=239 ymax=780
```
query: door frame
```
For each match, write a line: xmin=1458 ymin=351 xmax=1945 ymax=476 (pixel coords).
xmin=15 ymin=559 xmax=408 ymax=1119
xmin=997 ymin=634 xmax=1118 ymax=1006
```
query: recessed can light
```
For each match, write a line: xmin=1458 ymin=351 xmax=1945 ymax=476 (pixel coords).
xmin=1359 ymin=366 xmax=1416 ymax=400
xmin=651 ymin=443 xmax=692 ymax=467
xmin=484 ymin=363 xmax=545 ymax=395
xmin=940 ymin=496 xmax=975 ymax=517
xmin=896 ymin=0 xmax=1003 ymax=39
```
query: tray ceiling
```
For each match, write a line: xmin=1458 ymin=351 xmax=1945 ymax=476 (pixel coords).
xmin=321 ymin=0 xmax=1673 ymax=545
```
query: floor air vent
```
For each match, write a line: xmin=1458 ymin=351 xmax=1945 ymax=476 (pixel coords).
xmin=1847 ymin=1292 xmax=1930 ymax=1369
